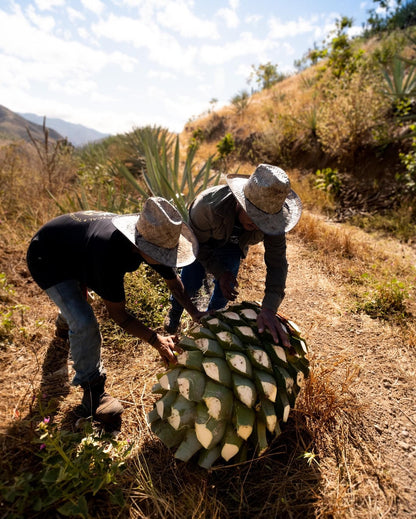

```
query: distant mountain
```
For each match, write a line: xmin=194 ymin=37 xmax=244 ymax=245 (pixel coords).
xmin=19 ymin=112 xmax=110 ymax=147
xmin=0 ymin=104 xmax=63 ymax=143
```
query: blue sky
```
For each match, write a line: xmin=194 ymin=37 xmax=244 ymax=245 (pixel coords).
xmin=0 ymin=0 xmax=381 ymax=135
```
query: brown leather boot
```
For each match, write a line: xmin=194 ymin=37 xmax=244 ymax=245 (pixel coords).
xmin=80 ymin=372 xmax=124 ymax=425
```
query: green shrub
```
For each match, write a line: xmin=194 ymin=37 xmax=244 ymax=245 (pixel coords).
xmin=399 ymin=124 xmax=416 ymax=196
xmin=188 ymin=128 xmax=205 ymax=151
xmin=314 ymin=168 xmax=342 ymax=196
xmin=230 ymin=90 xmax=251 ymax=117
xmin=317 ymin=73 xmax=390 ymax=158
xmin=216 ymin=133 xmax=235 ymax=158
xmin=0 ymin=418 xmax=131 ymax=518
xmin=124 ymin=264 xmax=170 ymax=329
xmin=357 ymin=278 xmax=409 ymax=319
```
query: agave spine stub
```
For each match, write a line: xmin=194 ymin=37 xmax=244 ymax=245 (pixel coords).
xmin=148 ymin=301 xmax=309 ymax=469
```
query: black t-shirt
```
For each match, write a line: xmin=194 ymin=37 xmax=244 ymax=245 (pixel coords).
xmin=26 ymin=211 xmax=176 ymax=302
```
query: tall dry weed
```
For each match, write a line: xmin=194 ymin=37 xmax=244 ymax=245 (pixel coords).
xmin=0 ymin=142 xmax=76 ymax=245
xmin=317 ymin=73 xmax=390 ymax=160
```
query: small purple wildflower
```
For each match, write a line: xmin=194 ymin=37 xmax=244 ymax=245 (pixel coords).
xmin=40 ymin=443 xmax=46 ymax=450
xmin=43 ymin=416 xmax=50 ymax=424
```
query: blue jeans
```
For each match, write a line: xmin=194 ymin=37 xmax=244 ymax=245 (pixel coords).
xmin=170 ymin=243 xmax=242 ymax=320
xmin=46 ymin=280 xmax=102 ymax=386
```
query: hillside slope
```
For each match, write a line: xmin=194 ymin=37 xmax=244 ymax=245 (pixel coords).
xmin=0 ymin=104 xmax=63 ymax=143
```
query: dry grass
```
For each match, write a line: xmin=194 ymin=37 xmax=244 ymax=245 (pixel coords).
xmin=1 ymin=229 xmax=404 ymax=518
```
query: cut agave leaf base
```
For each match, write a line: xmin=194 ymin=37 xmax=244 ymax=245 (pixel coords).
xmin=148 ymin=301 xmax=309 ymax=469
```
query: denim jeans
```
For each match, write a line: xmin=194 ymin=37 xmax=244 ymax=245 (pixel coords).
xmin=170 ymin=243 xmax=242 ymax=320
xmin=45 ymin=280 xmax=102 ymax=386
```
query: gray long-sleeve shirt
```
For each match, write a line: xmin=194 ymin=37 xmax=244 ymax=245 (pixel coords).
xmin=188 ymin=185 xmax=288 ymax=312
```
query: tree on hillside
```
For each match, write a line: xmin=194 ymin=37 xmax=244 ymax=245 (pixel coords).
xmin=294 ymin=16 xmax=364 ymax=78
xmin=365 ymin=0 xmax=416 ymax=34
xmin=248 ymin=61 xmax=285 ymax=91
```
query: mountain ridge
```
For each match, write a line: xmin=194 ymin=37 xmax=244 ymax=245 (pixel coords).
xmin=19 ymin=112 xmax=110 ymax=147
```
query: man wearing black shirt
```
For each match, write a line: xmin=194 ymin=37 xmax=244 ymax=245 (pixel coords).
xmin=27 ymin=197 xmax=204 ymax=426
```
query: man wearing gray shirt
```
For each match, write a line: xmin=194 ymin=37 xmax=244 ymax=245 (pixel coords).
xmin=165 ymin=163 xmax=302 ymax=347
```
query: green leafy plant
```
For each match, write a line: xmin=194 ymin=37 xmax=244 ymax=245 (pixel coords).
xmin=357 ymin=278 xmax=409 ymax=319
xmin=230 ymin=90 xmax=251 ymax=118
xmin=216 ymin=133 xmax=235 ymax=159
xmin=248 ymin=61 xmax=286 ymax=91
xmin=124 ymin=264 xmax=170 ymax=329
xmin=314 ymin=168 xmax=342 ymax=196
xmin=380 ymin=55 xmax=416 ymax=109
xmin=114 ymin=126 xmax=220 ymax=221
xmin=188 ymin=128 xmax=205 ymax=152
xmin=1 ymin=418 xmax=131 ymax=518
xmin=316 ymin=72 xmax=389 ymax=159
xmin=399 ymin=123 xmax=416 ymax=196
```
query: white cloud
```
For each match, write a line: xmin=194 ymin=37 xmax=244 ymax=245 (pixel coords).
xmin=34 ymin=0 xmax=65 ymax=11
xmin=268 ymin=16 xmax=318 ymax=39
xmin=0 ymin=7 xmax=137 ymax=107
xmin=0 ymin=0 xmax=372 ymax=135
xmin=157 ymin=1 xmax=219 ymax=38
xmin=148 ymin=69 xmax=176 ymax=80
xmin=0 ymin=55 xmax=31 ymax=90
xmin=25 ymin=5 xmax=55 ymax=32
xmin=348 ymin=25 xmax=365 ymax=37
xmin=80 ymin=0 xmax=105 ymax=16
xmin=0 ymin=9 xmax=136 ymax=72
xmin=67 ymin=7 xmax=85 ymax=23
xmin=216 ymin=7 xmax=239 ymax=28
xmin=235 ymin=62 xmax=252 ymax=79
xmin=49 ymin=77 xmax=98 ymax=96
xmin=92 ymin=14 xmax=198 ymax=73
xmin=245 ymin=14 xmax=262 ymax=24
xmin=200 ymin=32 xmax=278 ymax=66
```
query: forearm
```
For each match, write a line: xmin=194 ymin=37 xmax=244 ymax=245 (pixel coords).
xmin=104 ymin=299 xmax=178 ymax=364
xmin=116 ymin=311 xmax=158 ymax=345
xmin=263 ymin=234 xmax=288 ymax=312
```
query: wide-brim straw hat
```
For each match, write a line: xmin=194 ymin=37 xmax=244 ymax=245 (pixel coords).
xmin=112 ymin=197 xmax=198 ymax=267
xmin=226 ymin=164 xmax=302 ymax=235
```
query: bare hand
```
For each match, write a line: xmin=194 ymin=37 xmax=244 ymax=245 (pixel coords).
xmin=153 ymin=334 xmax=181 ymax=365
xmin=257 ymin=308 xmax=291 ymax=348
xmin=219 ymin=271 xmax=239 ymax=301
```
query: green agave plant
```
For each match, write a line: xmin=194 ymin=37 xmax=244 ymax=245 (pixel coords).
xmin=381 ymin=55 xmax=416 ymax=102
xmin=147 ymin=301 xmax=309 ymax=470
xmin=113 ymin=126 xmax=221 ymax=221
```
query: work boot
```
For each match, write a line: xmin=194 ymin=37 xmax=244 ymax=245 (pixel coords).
xmin=55 ymin=313 xmax=69 ymax=340
xmin=80 ymin=372 xmax=124 ymax=425
xmin=164 ymin=307 xmax=182 ymax=334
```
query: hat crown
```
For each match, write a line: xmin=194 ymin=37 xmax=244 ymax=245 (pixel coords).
xmin=243 ymin=164 xmax=290 ymax=214
xmin=136 ymin=197 xmax=182 ymax=249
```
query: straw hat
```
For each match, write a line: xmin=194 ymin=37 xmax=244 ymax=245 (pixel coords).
xmin=112 ymin=197 xmax=198 ymax=267
xmin=226 ymin=164 xmax=302 ymax=235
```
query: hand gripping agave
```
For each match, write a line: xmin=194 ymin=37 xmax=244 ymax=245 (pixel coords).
xmin=147 ymin=301 xmax=309 ymax=469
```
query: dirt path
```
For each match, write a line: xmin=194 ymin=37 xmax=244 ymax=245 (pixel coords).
xmin=239 ymin=235 xmax=416 ymax=517
xmin=1 ymin=229 xmax=416 ymax=518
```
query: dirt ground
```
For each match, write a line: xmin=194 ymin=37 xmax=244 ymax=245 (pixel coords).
xmin=239 ymin=235 xmax=416 ymax=518
xmin=1 ymin=227 xmax=415 ymax=517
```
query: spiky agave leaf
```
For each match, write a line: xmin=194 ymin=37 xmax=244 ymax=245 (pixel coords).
xmin=149 ymin=301 xmax=309 ymax=469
